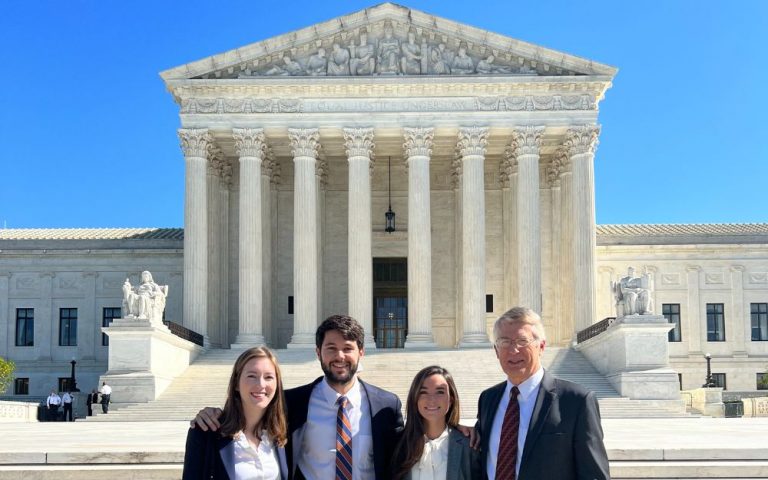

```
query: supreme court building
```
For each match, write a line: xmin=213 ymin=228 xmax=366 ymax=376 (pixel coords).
xmin=2 ymin=3 xmax=768 ymax=396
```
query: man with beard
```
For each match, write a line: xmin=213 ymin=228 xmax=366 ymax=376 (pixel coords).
xmin=193 ymin=314 xmax=404 ymax=479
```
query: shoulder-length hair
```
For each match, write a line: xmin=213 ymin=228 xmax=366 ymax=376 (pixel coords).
xmin=218 ymin=346 xmax=287 ymax=447
xmin=392 ymin=365 xmax=461 ymax=480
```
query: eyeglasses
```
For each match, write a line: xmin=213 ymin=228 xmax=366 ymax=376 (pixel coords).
xmin=494 ymin=337 xmax=539 ymax=351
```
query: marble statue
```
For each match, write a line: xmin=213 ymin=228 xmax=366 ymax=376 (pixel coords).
xmin=451 ymin=45 xmax=475 ymax=74
xmin=377 ymin=23 xmax=400 ymax=74
xmin=328 ymin=42 xmax=350 ymax=76
xmin=306 ymin=48 xmax=328 ymax=76
xmin=400 ymin=29 xmax=422 ymax=74
xmin=476 ymin=55 xmax=512 ymax=74
xmin=429 ymin=43 xmax=451 ymax=74
xmin=264 ymin=55 xmax=304 ymax=76
xmin=122 ymin=271 xmax=168 ymax=326
xmin=349 ymin=29 xmax=375 ymax=76
xmin=612 ymin=266 xmax=654 ymax=316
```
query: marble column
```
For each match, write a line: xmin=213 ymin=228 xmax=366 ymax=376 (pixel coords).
xmin=452 ymin=154 xmax=464 ymax=343
xmin=233 ymin=128 xmax=267 ymax=347
xmin=179 ymin=128 xmax=213 ymax=343
xmin=686 ymin=266 xmax=702 ymax=354
xmin=403 ymin=127 xmax=436 ymax=347
xmin=207 ymin=147 xmax=228 ymax=347
xmin=500 ymin=150 xmax=518 ymax=310
xmin=510 ymin=126 xmax=544 ymax=312
xmin=730 ymin=266 xmax=747 ymax=356
xmin=558 ymin=149 xmax=575 ymax=341
xmin=0 ymin=272 xmax=9 ymax=358
xmin=546 ymin=156 xmax=563 ymax=343
xmin=288 ymin=128 xmax=320 ymax=348
xmin=344 ymin=128 xmax=376 ymax=348
xmin=565 ymin=125 xmax=600 ymax=333
xmin=262 ymin=152 xmax=277 ymax=346
xmin=457 ymin=127 xmax=491 ymax=347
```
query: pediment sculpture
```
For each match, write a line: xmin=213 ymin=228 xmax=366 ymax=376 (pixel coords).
xmin=122 ymin=271 xmax=168 ymax=327
xmin=612 ymin=267 xmax=654 ymax=317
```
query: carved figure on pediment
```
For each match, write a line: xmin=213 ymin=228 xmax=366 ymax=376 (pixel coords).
xmin=377 ymin=23 xmax=400 ymax=74
xmin=612 ymin=266 xmax=654 ymax=317
xmin=400 ymin=29 xmax=422 ymax=74
xmin=476 ymin=55 xmax=512 ymax=74
xmin=451 ymin=45 xmax=475 ymax=74
xmin=428 ymin=43 xmax=452 ymax=75
xmin=328 ymin=42 xmax=351 ymax=76
xmin=122 ymin=271 xmax=168 ymax=326
xmin=349 ymin=29 xmax=375 ymax=75
xmin=306 ymin=48 xmax=328 ymax=76
xmin=518 ymin=63 xmax=537 ymax=75
xmin=264 ymin=55 xmax=304 ymax=76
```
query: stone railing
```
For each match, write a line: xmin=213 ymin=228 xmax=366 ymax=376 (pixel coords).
xmin=576 ymin=317 xmax=615 ymax=343
xmin=0 ymin=400 xmax=40 ymax=422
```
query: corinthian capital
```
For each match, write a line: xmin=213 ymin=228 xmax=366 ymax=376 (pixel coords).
xmin=457 ymin=126 xmax=489 ymax=158
xmin=288 ymin=128 xmax=320 ymax=159
xmin=499 ymin=147 xmax=518 ymax=187
xmin=178 ymin=128 xmax=213 ymax=158
xmin=403 ymin=127 xmax=434 ymax=159
xmin=343 ymin=127 xmax=375 ymax=160
xmin=564 ymin=125 xmax=600 ymax=157
xmin=509 ymin=126 xmax=545 ymax=157
xmin=233 ymin=128 xmax=267 ymax=159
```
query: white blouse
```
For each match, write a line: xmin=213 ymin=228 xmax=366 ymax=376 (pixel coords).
xmin=411 ymin=427 xmax=451 ymax=480
xmin=232 ymin=430 xmax=281 ymax=480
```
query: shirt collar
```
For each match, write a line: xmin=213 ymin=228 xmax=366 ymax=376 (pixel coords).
xmin=506 ymin=367 xmax=544 ymax=402
xmin=319 ymin=376 xmax=362 ymax=409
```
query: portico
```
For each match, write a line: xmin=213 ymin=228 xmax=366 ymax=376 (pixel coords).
xmin=162 ymin=3 xmax=615 ymax=349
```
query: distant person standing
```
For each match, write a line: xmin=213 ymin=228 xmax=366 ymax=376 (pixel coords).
xmin=86 ymin=389 xmax=98 ymax=416
xmin=100 ymin=382 xmax=112 ymax=414
xmin=62 ymin=391 xmax=74 ymax=421
xmin=46 ymin=390 xmax=62 ymax=421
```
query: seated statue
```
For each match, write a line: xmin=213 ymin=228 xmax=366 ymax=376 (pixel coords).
xmin=612 ymin=266 xmax=654 ymax=316
xmin=122 ymin=271 xmax=168 ymax=326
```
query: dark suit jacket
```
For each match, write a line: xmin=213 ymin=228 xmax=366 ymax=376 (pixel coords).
xmin=402 ymin=428 xmax=474 ymax=480
xmin=284 ymin=376 xmax=404 ymax=480
xmin=182 ymin=427 xmax=288 ymax=480
xmin=474 ymin=371 xmax=610 ymax=480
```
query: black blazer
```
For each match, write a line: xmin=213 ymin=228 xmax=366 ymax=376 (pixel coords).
xmin=182 ymin=427 xmax=288 ymax=480
xmin=284 ymin=376 xmax=404 ymax=480
xmin=474 ymin=371 xmax=610 ymax=480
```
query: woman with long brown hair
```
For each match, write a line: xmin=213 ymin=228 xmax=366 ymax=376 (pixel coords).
xmin=183 ymin=346 xmax=288 ymax=479
xmin=392 ymin=365 xmax=474 ymax=480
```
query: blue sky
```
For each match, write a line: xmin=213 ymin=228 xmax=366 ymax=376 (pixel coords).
xmin=1 ymin=0 xmax=766 ymax=228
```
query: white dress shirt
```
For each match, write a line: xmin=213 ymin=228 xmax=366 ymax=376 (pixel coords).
xmin=100 ymin=384 xmax=112 ymax=395
xmin=297 ymin=377 xmax=374 ymax=480
xmin=46 ymin=394 xmax=61 ymax=407
xmin=233 ymin=430 xmax=281 ymax=480
xmin=486 ymin=367 xmax=544 ymax=480
xmin=62 ymin=393 xmax=73 ymax=404
xmin=411 ymin=427 xmax=451 ymax=480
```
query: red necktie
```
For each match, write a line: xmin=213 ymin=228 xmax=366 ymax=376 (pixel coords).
xmin=495 ymin=386 xmax=520 ymax=480
xmin=336 ymin=396 xmax=353 ymax=480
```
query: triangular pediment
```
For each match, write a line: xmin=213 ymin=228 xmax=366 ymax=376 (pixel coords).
xmin=160 ymin=3 xmax=616 ymax=81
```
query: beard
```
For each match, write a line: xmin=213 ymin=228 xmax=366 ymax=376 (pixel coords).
xmin=321 ymin=359 xmax=359 ymax=386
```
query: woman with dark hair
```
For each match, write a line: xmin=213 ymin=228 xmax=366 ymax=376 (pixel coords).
xmin=183 ymin=346 xmax=288 ymax=479
xmin=392 ymin=366 xmax=474 ymax=480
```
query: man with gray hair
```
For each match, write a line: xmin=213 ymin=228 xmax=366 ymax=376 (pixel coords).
xmin=473 ymin=306 xmax=610 ymax=479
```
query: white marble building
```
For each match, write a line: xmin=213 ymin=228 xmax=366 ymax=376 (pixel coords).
xmin=1 ymin=4 xmax=767 ymax=396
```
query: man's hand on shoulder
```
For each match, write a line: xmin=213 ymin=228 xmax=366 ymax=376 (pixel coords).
xmin=455 ymin=424 xmax=480 ymax=449
xmin=190 ymin=407 xmax=223 ymax=431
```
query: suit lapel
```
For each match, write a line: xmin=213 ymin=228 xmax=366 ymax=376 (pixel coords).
xmin=218 ymin=435 xmax=236 ymax=480
xmin=481 ymin=381 xmax=506 ymax=452
xmin=519 ymin=371 xmax=556 ymax=473
xmin=446 ymin=429 xmax=463 ymax=480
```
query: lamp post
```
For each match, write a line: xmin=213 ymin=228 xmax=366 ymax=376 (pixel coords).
xmin=69 ymin=359 xmax=80 ymax=392
xmin=702 ymin=353 xmax=715 ymax=388
xmin=385 ymin=156 xmax=396 ymax=233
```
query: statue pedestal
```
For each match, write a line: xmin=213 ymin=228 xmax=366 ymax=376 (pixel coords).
xmin=575 ymin=315 xmax=682 ymax=404
xmin=100 ymin=318 xmax=203 ymax=406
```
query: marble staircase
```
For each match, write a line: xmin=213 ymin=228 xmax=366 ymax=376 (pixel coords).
xmin=87 ymin=346 xmax=687 ymax=422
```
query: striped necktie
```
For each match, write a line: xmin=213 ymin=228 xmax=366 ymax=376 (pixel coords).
xmin=495 ymin=386 xmax=520 ymax=480
xmin=336 ymin=395 xmax=353 ymax=480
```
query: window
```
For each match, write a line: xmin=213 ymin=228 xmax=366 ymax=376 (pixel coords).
xmin=59 ymin=308 xmax=78 ymax=346
xmin=757 ymin=373 xmax=768 ymax=391
xmin=58 ymin=377 xmax=74 ymax=392
xmin=15 ymin=308 xmax=34 ymax=347
xmin=14 ymin=378 xmax=29 ymax=395
xmin=486 ymin=294 xmax=494 ymax=313
xmin=711 ymin=373 xmax=726 ymax=389
xmin=102 ymin=307 xmax=121 ymax=346
xmin=663 ymin=304 xmax=681 ymax=342
xmin=706 ymin=303 xmax=725 ymax=342
xmin=751 ymin=303 xmax=768 ymax=341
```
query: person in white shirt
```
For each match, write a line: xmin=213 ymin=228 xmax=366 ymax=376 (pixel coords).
xmin=46 ymin=390 xmax=62 ymax=421
xmin=392 ymin=366 xmax=474 ymax=480
xmin=99 ymin=382 xmax=112 ymax=413
xmin=182 ymin=346 xmax=288 ymax=479
xmin=61 ymin=391 xmax=74 ymax=421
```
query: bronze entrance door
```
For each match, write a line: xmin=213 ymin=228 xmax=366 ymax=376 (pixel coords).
xmin=373 ymin=258 xmax=407 ymax=348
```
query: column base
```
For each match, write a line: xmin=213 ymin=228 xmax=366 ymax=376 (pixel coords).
xmin=458 ymin=333 xmax=492 ymax=349
xmin=404 ymin=333 xmax=437 ymax=349
xmin=231 ymin=334 xmax=266 ymax=349
xmin=287 ymin=333 xmax=316 ymax=349
xmin=364 ymin=334 xmax=377 ymax=351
